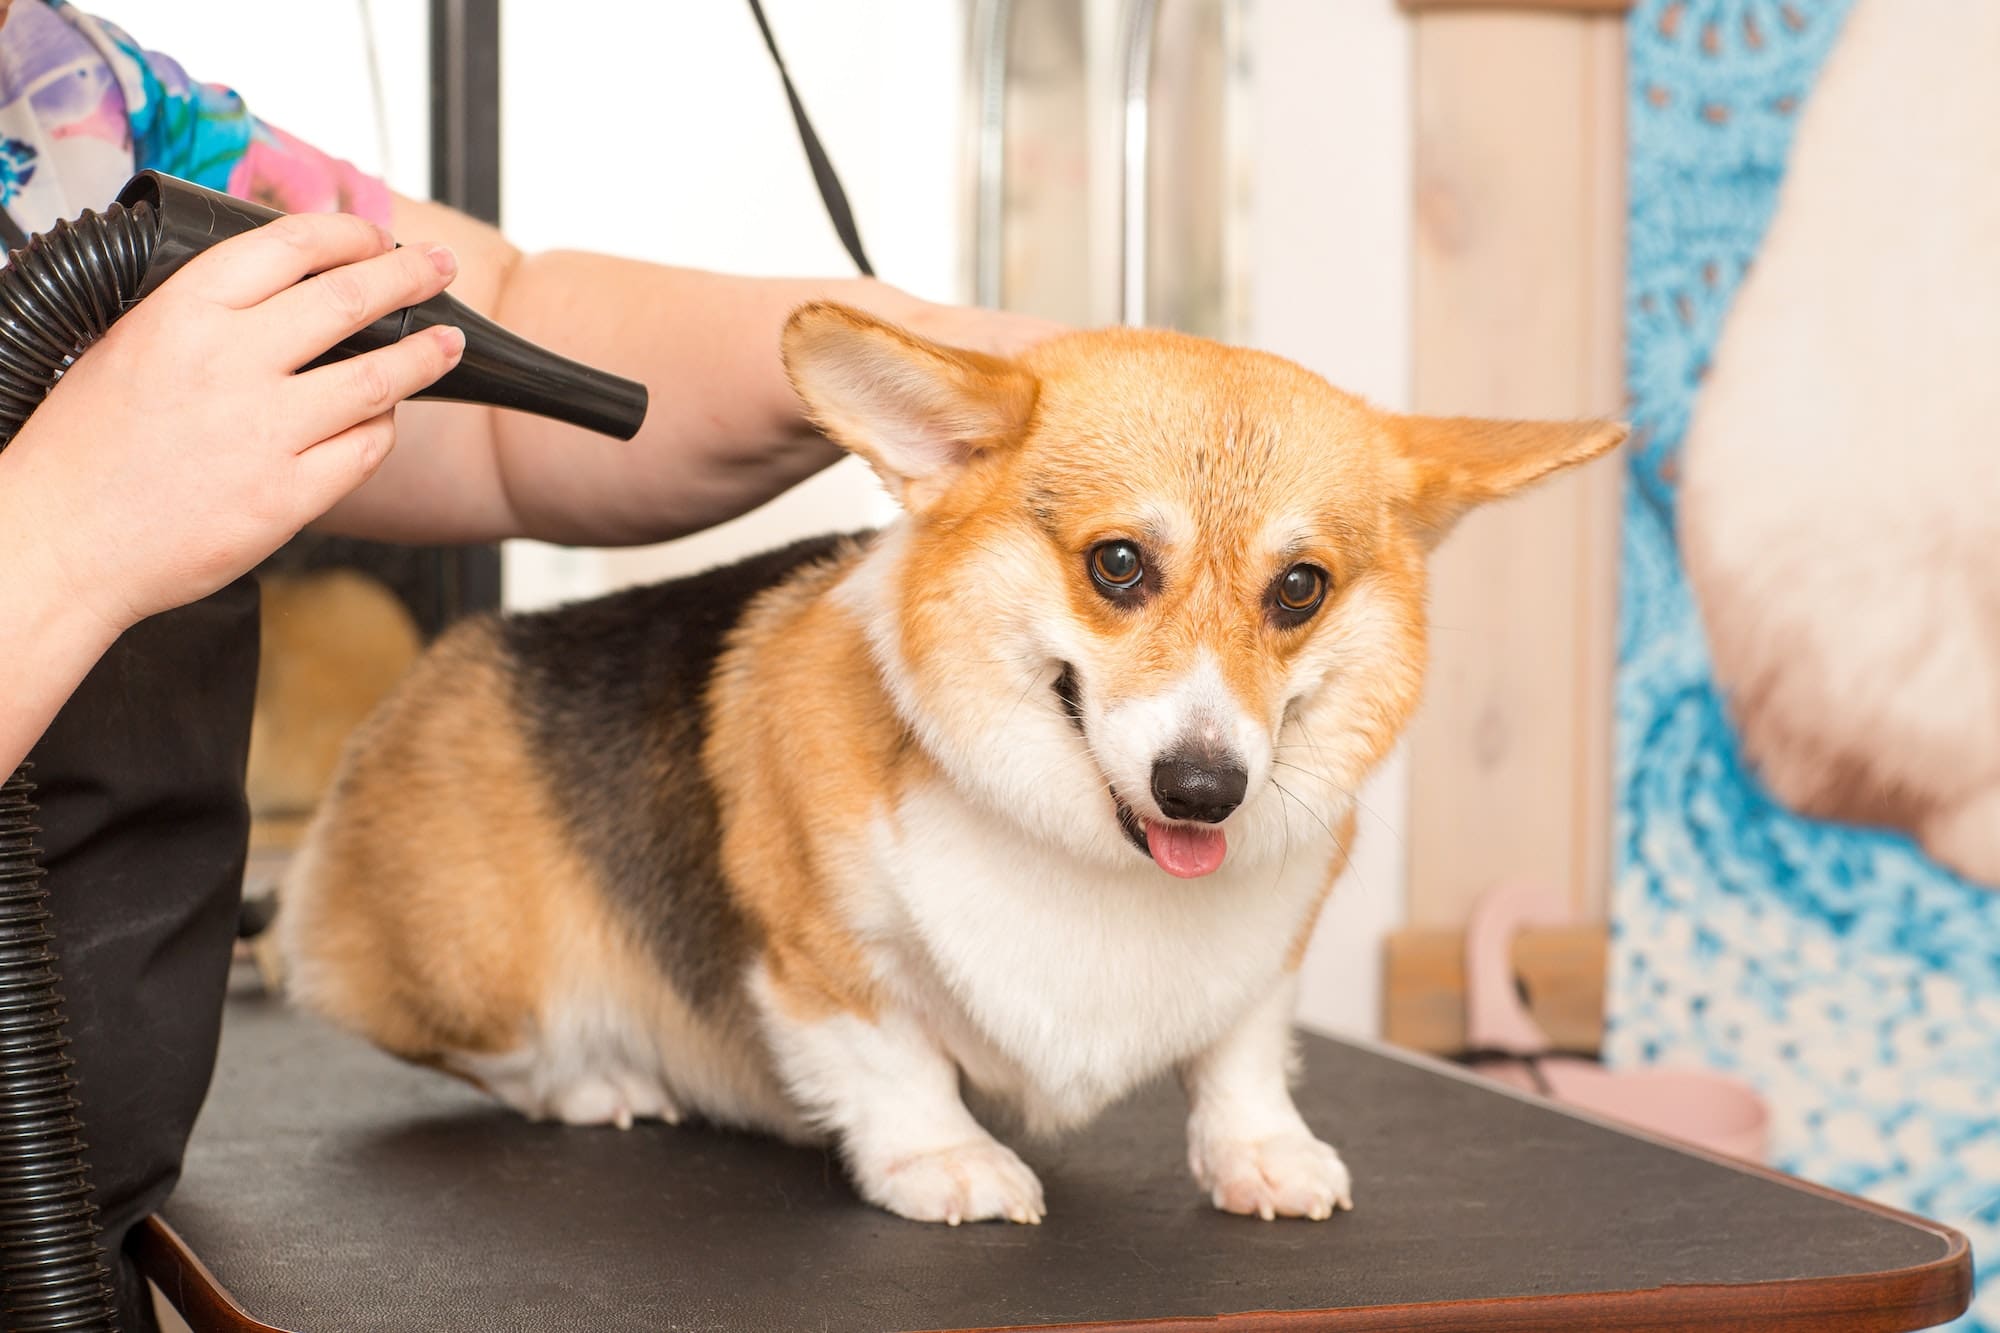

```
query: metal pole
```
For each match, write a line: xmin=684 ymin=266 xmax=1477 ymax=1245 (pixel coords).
xmin=429 ymin=0 xmax=504 ymax=618
xmin=1119 ymin=0 xmax=1160 ymax=327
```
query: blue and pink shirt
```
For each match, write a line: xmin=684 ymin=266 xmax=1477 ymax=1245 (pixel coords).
xmin=0 ymin=0 xmax=389 ymax=231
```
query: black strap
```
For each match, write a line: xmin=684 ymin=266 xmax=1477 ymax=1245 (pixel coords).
xmin=746 ymin=0 xmax=874 ymax=277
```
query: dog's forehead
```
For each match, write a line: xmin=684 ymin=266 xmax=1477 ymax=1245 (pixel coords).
xmin=1014 ymin=333 xmax=1393 ymax=542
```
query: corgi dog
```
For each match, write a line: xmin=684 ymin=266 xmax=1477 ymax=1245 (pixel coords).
xmin=279 ymin=306 xmax=1621 ymax=1226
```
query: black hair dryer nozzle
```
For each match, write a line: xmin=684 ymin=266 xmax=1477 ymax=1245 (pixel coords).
xmin=115 ymin=171 xmax=649 ymax=441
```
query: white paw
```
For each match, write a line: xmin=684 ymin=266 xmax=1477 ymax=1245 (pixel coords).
xmin=549 ymin=1073 xmax=681 ymax=1130
xmin=859 ymin=1139 xmax=1047 ymax=1226
xmin=611 ymin=1070 xmax=682 ymax=1126
xmin=1192 ymin=1131 xmax=1353 ymax=1221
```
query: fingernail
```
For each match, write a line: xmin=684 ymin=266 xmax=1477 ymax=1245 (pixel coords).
xmin=436 ymin=325 xmax=466 ymax=358
xmin=426 ymin=244 xmax=458 ymax=277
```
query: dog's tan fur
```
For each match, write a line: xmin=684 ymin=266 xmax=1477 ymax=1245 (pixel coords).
xmin=282 ymin=623 xmax=568 ymax=1058
xmin=708 ymin=550 xmax=913 ymax=1024
xmin=284 ymin=617 xmax=801 ymax=1130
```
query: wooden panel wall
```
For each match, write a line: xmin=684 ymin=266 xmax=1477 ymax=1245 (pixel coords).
xmin=1403 ymin=6 xmax=1628 ymax=928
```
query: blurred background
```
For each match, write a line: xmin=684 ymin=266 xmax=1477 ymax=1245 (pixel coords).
xmin=128 ymin=4 xmax=1995 ymax=1326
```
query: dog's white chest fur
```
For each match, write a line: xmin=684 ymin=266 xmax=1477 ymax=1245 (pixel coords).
xmin=868 ymin=780 xmax=1333 ymax=1133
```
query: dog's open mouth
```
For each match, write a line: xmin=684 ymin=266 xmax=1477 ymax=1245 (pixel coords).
xmin=1110 ymin=789 xmax=1229 ymax=879
xmin=1055 ymin=663 xmax=1229 ymax=880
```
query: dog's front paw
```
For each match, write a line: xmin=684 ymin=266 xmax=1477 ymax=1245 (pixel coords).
xmin=859 ymin=1139 xmax=1046 ymax=1226
xmin=1192 ymin=1131 xmax=1353 ymax=1221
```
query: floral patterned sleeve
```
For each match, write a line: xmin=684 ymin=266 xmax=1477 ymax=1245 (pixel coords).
xmin=0 ymin=0 xmax=392 ymax=228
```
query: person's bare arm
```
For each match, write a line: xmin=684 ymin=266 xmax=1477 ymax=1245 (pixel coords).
xmin=317 ymin=193 xmax=1056 ymax=547
xmin=0 ymin=554 xmax=120 ymax=780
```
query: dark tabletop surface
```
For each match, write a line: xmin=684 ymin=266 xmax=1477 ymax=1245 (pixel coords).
xmin=158 ymin=970 xmax=1968 ymax=1332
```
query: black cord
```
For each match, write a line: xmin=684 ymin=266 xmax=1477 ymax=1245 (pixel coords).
xmin=745 ymin=0 xmax=875 ymax=278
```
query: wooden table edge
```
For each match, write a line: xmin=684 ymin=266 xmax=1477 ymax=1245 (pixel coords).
xmin=139 ymin=1204 xmax=1969 ymax=1333
xmin=919 ymin=1233 xmax=1972 ymax=1331
xmin=136 ymin=1216 xmax=302 ymax=1333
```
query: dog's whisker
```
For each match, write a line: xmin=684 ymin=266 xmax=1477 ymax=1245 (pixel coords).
xmin=1284 ymin=717 xmax=1410 ymax=857
xmin=1265 ymin=760 xmax=1404 ymax=852
xmin=1273 ymin=778 xmax=1382 ymax=904
xmin=1349 ymin=799 xmax=1407 ymax=853
xmin=1292 ymin=715 xmax=1332 ymax=772
xmin=1270 ymin=759 xmax=1337 ymax=783
xmin=1270 ymin=778 xmax=1339 ymax=846
xmin=1270 ymin=775 xmax=1293 ymax=893
xmin=1000 ymin=666 xmax=1054 ymax=730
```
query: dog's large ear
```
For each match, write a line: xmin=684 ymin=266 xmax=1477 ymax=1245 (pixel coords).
xmin=1394 ymin=414 xmax=1628 ymax=546
xmin=782 ymin=302 xmax=1039 ymax=512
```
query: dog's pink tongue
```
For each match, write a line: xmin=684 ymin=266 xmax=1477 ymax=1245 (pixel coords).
xmin=1144 ymin=822 xmax=1228 ymax=879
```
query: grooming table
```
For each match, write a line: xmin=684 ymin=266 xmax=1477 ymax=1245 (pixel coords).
xmin=142 ymin=970 xmax=1971 ymax=1332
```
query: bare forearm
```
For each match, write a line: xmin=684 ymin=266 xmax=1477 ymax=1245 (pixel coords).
xmin=321 ymin=196 xmax=888 ymax=545
xmin=0 ymin=600 xmax=112 ymax=777
xmin=319 ymin=194 xmax=1055 ymax=547
xmin=0 ymin=504 xmax=119 ymax=776
xmin=485 ymin=253 xmax=895 ymax=545
xmin=329 ymin=259 xmax=906 ymax=546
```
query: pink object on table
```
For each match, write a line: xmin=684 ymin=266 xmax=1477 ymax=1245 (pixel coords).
xmin=1463 ymin=881 xmax=1770 ymax=1163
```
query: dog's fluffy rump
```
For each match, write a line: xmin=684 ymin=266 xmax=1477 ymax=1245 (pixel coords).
xmin=282 ymin=310 xmax=1620 ymax=1224
xmin=1677 ymin=0 xmax=2000 ymax=887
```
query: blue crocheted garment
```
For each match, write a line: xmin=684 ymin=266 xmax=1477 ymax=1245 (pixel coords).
xmin=1607 ymin=2 xmax=1999 ymax=1327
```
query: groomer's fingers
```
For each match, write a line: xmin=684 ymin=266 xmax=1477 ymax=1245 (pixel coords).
xmin=289 ymin=411 xmax=400 ymax=520
xmin=287 ymin=324 xmax=465 ymax=450
xmin=172 ymin=211 xmax=393 ymax=310
xmin=259 ymin=241 xmax=458 ymax=369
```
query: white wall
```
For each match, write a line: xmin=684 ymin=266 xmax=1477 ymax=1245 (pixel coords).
xmin=496 ymin=1 xmax=963 ymax=607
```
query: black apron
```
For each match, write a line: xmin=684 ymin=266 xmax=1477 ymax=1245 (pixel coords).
xmin=28 ymin=578 xmax=259 ymax=1327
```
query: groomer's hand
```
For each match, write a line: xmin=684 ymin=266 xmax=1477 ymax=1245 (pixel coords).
xmin=0 ymin=210 xmax=463 ymax=637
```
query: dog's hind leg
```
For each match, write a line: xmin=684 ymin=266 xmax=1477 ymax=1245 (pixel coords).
xmin=452 ymin=1053 xmax=683 ymax=1129
xmin=449 ymin=1007 xmax=683 ymax=1130
xmin=544 ymin=1070 xmax=682 ymax=1130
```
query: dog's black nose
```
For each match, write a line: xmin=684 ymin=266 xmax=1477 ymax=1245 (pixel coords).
xmin=1151 ymin=751 xmax=1248 ymax=824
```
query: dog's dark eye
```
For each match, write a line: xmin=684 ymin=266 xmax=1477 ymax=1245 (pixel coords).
xmin=1090 ymin=541 xmax=1144 ymax=594
xmin=1275 ymin=564 xmax=1328 ymax=616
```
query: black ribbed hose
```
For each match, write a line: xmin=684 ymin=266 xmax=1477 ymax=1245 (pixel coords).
xmin=0 ymin=773 xmax=114 ymax=1333
xmin=0 ymin=199 xmax=156 ymax=450
xmin=0 ymin=200 xmax=163 ymax=1333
